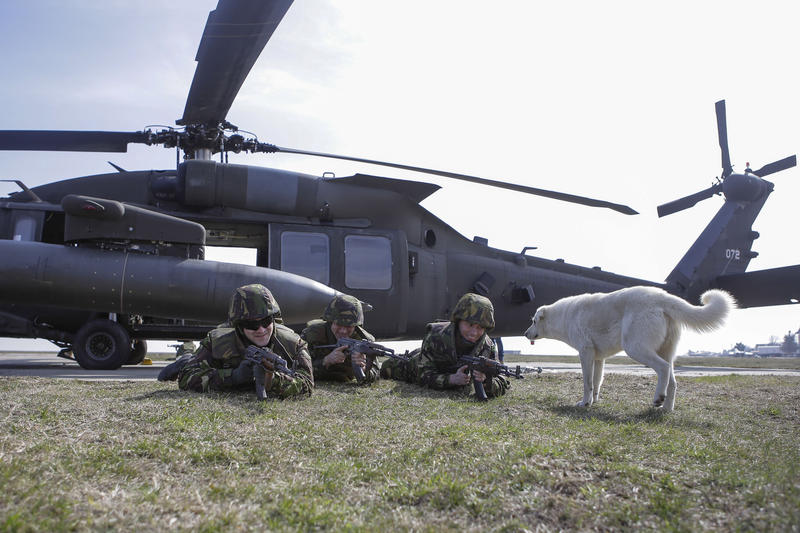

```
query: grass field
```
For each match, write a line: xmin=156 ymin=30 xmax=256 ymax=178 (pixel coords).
xmin=1 ymin=371 xmax=798 ymax=532
xmin=145 ymin=350 xmax=800 ymax=370
xmin=506 ymin=354 xmax=800 ymax=370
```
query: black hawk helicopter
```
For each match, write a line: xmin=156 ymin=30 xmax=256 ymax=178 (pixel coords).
xmin=1 ymin=0 xmax=798 ymax=369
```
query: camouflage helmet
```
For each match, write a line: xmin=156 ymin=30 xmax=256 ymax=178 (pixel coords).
xmin=451 ymin=293 xmax=495 ymax=330
xmin=323 ymin=294 xmax=364 ymax=326
xmin=227 ymin=284 xmax=281 ymax=324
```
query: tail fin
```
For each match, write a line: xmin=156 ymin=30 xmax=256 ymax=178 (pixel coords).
xmin=665 ymin=180 xmax=770 ymax=304
xmin=660 ymin=100 xmax=796 ymax=306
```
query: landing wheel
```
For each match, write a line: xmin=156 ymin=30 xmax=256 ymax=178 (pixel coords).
xmin=126 ymin=339 xmax=148 ymax=365
xmin=73 ymin=319 xmax=131 ymax=370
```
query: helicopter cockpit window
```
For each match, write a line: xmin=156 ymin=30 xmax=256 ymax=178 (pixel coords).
xmin=11 ymin=212 xmax=42 ymax=242
xmin=344 ymin=235 xmax=392 ymax=290
xmin=280 ymin=231 xmax=330 ymax=285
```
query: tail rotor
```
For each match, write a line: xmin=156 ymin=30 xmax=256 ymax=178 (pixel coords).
xmin=657 ymin=100 xmax=796 ymax=218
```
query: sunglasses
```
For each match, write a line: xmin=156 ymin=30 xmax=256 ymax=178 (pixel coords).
xmin=239 ymin=317 xmax=274 ymax=330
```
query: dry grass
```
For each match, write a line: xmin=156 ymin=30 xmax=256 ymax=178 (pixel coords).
xmin=1 ymin=373 xmax=799 ymax=532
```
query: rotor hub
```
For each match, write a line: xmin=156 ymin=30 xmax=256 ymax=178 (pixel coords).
xmin=722 ymin=173 xmax=768 ymax=202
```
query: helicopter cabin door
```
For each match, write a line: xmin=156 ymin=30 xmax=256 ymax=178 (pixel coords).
xmin=268 ymin=224 xmax=409 ymax=337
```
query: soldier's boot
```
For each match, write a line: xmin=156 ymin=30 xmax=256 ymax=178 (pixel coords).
xmin=157 ymin=354 xmax=193 ymax=382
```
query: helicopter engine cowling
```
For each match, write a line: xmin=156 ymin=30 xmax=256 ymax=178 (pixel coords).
xmin=152 ymin=159 xmax=404 ymax=222
xmin=61 ymin=194 xmax=207 ymax=259
xmin=175 ymin=159 xmax=321 ymax=216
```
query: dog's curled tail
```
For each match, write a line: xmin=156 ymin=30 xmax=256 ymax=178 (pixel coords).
xmin=672 ymin=289 xmax=737 ymax=333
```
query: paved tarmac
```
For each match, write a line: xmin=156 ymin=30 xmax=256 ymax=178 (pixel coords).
xmin=0 ymin=352 xmax=798 ymax=380
xmin=0 ymin=352 xmax=165 ymax=380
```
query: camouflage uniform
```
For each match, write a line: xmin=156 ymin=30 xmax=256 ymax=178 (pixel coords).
xmin=176 ymin=284 xmax=313 ymax=398
xmin=176 ymin=341 xmax=196 ymax=358
xmin=301 ymin=294 xmax=380 ymax=383
xmin=381 ymin=293 xmax=510 ymax=398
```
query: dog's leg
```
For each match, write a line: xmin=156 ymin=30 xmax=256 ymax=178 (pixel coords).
xmin=625 ymin=345 xmax=672 ymax=408
xmin=592 ymin=358 xmax=605 ymax=403
xmin=649 ymin=354 xmax=671 ymax=408
xmin=577 ymin=350 xmax=595 ymax=407
xmin=664 ymin=363 xmax=676 ymax=411
xmin=622 ymin=312 xmax=675 ymax=409
xmin=659 ymin=320 xmax=680 ymax=412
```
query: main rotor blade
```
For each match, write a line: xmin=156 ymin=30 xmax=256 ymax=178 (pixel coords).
xmin=0 ymin=130 xmax=149 ymax=152
xmin=656 ymin=184 xmax=720 ymax=218
xmin=715 ymin=100 xmax=733 ymax=178
xmin=752 ymin=155 xmax=797 ymax=177
xmin=275 ymin=146 xmax=638 ymax=215
xmin=177 ymin=0 xmax=294 ymax=126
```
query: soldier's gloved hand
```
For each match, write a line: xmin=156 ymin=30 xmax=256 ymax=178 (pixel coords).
xmin=229 ymin=358 xmax=256 ymax=386
xmin=323 ymin=346 xmax=347 ymax=368
xmin=448 ymin=365 xmax=471 ymax=386
xmin=351 ymin=351 xmax=367 ymax=369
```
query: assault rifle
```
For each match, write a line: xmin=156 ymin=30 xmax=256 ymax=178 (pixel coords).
xmin=244 ymin=345 xmax=295 ymax=400
xmin=317 ymin=337 xmax=405 ymax=383
xmin=456 ymin=355 xmax=535 ymax=401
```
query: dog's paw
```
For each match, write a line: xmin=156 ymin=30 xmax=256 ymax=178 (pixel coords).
xmin=653 ymin=394 xmax=665 ymax=408
xmin=576 ymin=399 xmax=592 ymax=408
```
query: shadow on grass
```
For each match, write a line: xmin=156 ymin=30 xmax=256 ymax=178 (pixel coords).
xmin=314 ymin=381 xmax=383 ymax=396
xmin=125 ymin=387 xmax=293 ymax=409
xmin=310 ymin=379 xmax=456 ymax=400
xmin=546 ymin=403 xmax=711 ymax=428
xmin=126 ymin=388 xmax=187 ymax=401
xmin=381 ymin=381 xmax=491 ymax=401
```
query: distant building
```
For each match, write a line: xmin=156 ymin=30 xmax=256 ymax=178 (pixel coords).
xmin=754 ymin=343 xmax=783 ymax=356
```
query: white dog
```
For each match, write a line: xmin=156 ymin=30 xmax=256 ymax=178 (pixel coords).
xmin=524 ymin=286 xmax=735 ymax=411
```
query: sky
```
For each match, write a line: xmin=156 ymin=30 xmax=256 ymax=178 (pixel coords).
xmin=1 ymin=0 xmax=799 ymax=356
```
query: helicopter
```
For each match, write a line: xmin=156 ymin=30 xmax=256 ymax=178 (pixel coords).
xmin=1 ymin=1 xmax=798 ymax=370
